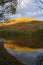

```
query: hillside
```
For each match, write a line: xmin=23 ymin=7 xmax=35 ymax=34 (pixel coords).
xmin=0 ymin=18 xmax=39 ymax=26
xmin=0 ymin=18 xmax=43 ymax=31
xmin=0 ymin=17 xmax=38 ymax=23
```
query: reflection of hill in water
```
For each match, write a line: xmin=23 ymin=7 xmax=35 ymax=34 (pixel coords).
xmin=0 ymin=42 xmax=25 ymax=65
xmin=4 ymin=41 xmax=43 ymax=52
xmin=4 ymin=42 xmax=43 ymax=65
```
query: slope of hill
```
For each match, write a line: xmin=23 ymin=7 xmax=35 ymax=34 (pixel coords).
xmin=0 ymin=18 xmax=43 ymax=31
xmin=0 ymin=18 xmax=39 ymax=26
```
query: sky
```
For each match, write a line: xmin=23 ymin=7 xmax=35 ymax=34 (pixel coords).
xmin=0 ymin=0 xmax=43 ymax=21
xmin=11 ymin=0 xmax=43 ymax=20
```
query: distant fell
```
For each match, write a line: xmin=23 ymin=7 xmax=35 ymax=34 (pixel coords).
xmin=0 ymin=18 xmax=43 ymax=31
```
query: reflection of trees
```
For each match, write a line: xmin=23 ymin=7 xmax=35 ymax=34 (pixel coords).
xmin=36 ymin=54 xmax=43 ymax=65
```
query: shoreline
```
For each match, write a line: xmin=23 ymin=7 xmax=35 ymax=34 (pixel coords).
xmin=0 ymin=42 xmax=25 ymax=65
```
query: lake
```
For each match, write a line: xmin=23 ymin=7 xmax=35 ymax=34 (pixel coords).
xmin=3 ymin=39 xmax=43 ymax=65
xmin=0 ymin=38 xmax=43 ymax=65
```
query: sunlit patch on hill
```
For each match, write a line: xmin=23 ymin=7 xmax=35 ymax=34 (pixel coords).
xmin=0 ymin=18 xmax=40 ymax=26
xmin=0 ymin=18 xmax=43 ymax=31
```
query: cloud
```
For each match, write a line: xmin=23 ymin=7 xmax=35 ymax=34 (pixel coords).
xmin=16 ymin=0 xmax=43 ymax=18
xmin=3 ymin=0 xmax=43 ymax=20
xmin=17 ymin=0 xmax=40 ymax=12
xmin=8 ymin=9 xmax=43 ymax=20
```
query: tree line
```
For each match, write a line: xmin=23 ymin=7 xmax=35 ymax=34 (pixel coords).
xmin=0 ymin=29 xmax=43 ymax=43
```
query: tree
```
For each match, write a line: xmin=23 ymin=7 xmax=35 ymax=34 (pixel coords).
xmin=0 ymin=0 xmax=18 ymax=21
xmin=34 ymin=0 xmax=43 ymax=9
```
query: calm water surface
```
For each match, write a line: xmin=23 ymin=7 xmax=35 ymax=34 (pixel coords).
xmin=3 ymin=39 xmax=43 ymax=65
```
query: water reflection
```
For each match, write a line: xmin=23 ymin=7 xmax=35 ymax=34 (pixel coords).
xmin=4 ymin=41 xmax=43 ymax=65
xmin=5 ymin=47 xmax=36 ymax=65
xmin=5 ymin=47 xmax=43 ymax=65
xmin=0 ymin=38 xmax=43 ymax=65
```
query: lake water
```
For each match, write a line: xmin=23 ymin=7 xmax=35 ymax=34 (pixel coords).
xmin=0 ymin=38 xmax=43 ymax=65
xmin=4 ymin=41 xmax=43 ymax=65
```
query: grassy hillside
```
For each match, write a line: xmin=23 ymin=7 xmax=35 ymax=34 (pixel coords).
xmin=0 ymin=18 xmax=43 ymax=31
xmin=0 ymin=18 xmax=40 ymax=27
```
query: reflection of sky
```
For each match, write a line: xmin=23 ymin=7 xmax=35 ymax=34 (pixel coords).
xmin=6 ymin=48 xmax=43 ymax=65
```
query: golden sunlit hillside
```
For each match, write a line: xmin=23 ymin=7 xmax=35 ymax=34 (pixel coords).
xmin=0 ymin=18 xmax=40 ymax=26
xmin=14 ymin=18 xmax=38 ymax=23
xmin=0 ymin=18 xmax=43 ymax=31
